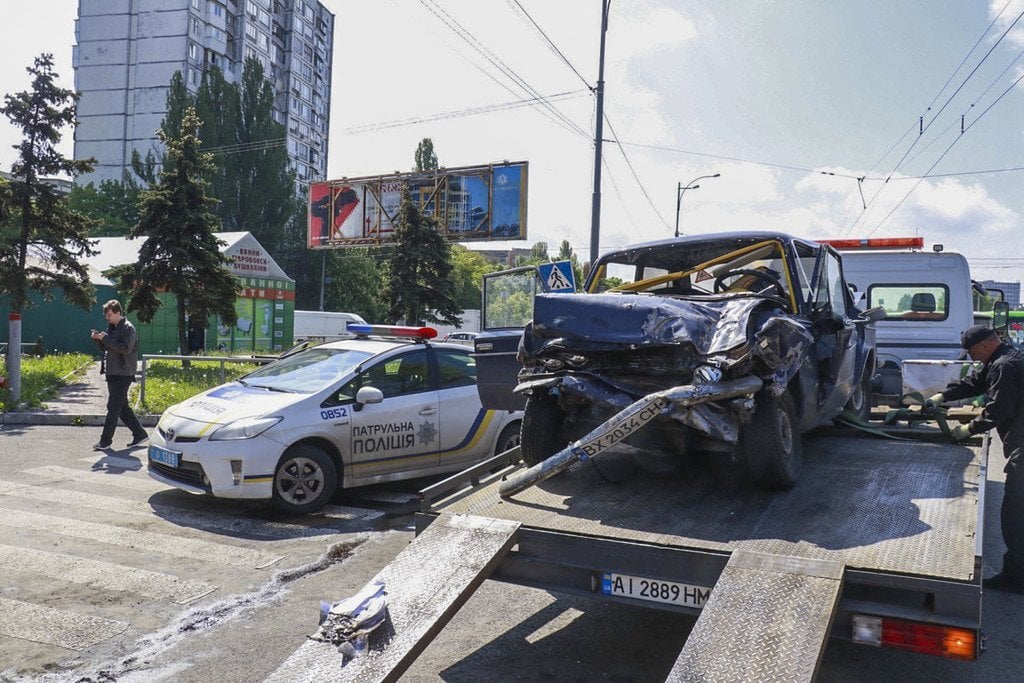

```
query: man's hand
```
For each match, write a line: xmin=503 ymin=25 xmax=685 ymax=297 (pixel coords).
xmin=950 ymin=424 xmax=972 ymax=442
xmin=924 ymin=392 xmax=945 ymax=408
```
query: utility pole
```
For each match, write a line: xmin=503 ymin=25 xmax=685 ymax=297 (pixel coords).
xmin=589 ymin=0 xmax=611 ymax=268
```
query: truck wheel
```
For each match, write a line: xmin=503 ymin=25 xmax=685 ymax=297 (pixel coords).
xmin=844 ymin=365 xmax=872 ymax=422
xmin=272 ymin=444 xmax=338 ymax=514
xmin=521 ymin=392 xmax=568 ymax=466
xmin=494 ymin=421 xmax=522 ymax=457
xmin=745 ymin=391 xmax=801 ymax=489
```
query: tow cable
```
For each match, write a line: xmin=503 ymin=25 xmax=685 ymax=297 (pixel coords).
xmin=836 ymin=391 xmax=973 ymax=441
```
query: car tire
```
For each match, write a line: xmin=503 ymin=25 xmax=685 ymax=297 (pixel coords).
xmin=745 ymin=391 xmax=802 ymax=489
xmin=521 ymin=392 xmax=568 ymax=467
xmin=494 ymin=421 xmax=522 ymax=457
xmin=844 ymin=364 xmax=872 ymax=422
xmin=272 ymin=444 xmax=338 ymax=514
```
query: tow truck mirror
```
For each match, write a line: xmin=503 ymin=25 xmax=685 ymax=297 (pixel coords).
xmin=859 ymin=306 xmax=887 ymax=324
xmin=993 ymin=301 xmax=1010 ymax=340
xmin=355 ymin=386 xmax=384 ymax=407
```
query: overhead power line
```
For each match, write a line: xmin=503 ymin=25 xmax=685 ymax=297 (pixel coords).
xmin=336 ymin=90 xmax=588 ymax=135
xmin=505 ymin=0 xmax=592 ymax=90
xmin=603 ymin=117 xmax=671 ymax=230
xmin=417 ymin=0 xmax=590 ymax=139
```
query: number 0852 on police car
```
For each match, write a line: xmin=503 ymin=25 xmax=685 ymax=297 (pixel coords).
xmin=601 ymin=572 xmax=710 ymax=609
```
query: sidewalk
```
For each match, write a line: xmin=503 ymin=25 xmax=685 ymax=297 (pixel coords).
xmin=1 ymin=361 xmax=159 ymax=427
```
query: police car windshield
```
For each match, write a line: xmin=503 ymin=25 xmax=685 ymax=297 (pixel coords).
xmin=243 ymin=348 xmax=373 ymax=394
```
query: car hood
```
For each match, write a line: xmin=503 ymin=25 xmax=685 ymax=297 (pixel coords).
xmin=529 ymin=293 xmax=770 ymax=356
xmin=166 ymin=382 xmax=302 ymax=425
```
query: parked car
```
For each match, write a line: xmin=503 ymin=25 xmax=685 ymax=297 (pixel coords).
xmin=147 ymin=325 xmax=522 ymax=513
xmin=442 ymin=331 xmax=478 ymax=347
xmin=477 ymin=232 xmax=882 ymax=489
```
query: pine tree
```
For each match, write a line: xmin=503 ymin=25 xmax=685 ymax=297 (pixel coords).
xmin=384 ymin=185 xmax=460 ymax=326
xmin=107 ymin=108 xmax=238 ymax=357
xmin=0 ymin=54 xmax=97 ymax=401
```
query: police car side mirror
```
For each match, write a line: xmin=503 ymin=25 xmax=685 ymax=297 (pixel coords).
xmin=356 ymin=386 xmax=384 ymax=407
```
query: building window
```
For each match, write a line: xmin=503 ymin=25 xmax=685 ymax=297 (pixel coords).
xmin=211 ymin=2 xmax=224 ymax=18
xmin=246 ymin=0 xmax=258 ymax=18
xmin=259 ymin=32 xmax=270 ymax=50
xmin=188 ymin=42 xmax=198 ymax=60
xmin=245 ymin=23 xmax=257 ymax=40
xmin=258 ymin=8 xmax=270 ymax=26
xmin=192 ymin=17 xmax=200 ymax=34
xmin=192 ymin=0 xmax=200 ymax=8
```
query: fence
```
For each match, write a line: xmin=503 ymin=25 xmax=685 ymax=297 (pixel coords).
xmin=138 ymin=354 xmax=274 ymax=407
xmin=0 ymin=343 xmax=39 ymax=355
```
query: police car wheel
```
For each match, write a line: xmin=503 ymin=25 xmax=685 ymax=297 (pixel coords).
xmin=494 ymin=421 xmax=522 ymax=457
xmin=272 ymin=445 xmax=338 ymax=514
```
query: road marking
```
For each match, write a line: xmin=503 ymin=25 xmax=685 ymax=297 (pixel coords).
xmin=0 ymin=507 xmax=283 ymax=569
xmin=0 ymin=543 xmax=216 ymax=604
xmin=0 ymin=479 xmax=377 ymax=539
xmin=24 ymin=465 xmax=169 ymax=494
xmin=0 ymin=597 xmax=129 ymax=651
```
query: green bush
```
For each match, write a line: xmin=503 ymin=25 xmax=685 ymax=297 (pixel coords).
xmin=135 ymin=357 xmax=260 ymax=415
xmin=0 ymin=353 xmax=93 ymax=411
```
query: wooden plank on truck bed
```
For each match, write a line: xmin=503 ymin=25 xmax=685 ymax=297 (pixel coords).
xmin=267 ymin=514 xmax=520 ymax=683
xmin=669 ymin=551 xmax=844 ymax=682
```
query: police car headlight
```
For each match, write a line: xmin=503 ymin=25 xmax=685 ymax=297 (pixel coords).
xmin=209 ymin=416 xmax=283 ymax=441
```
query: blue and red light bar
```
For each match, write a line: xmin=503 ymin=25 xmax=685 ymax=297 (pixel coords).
xmin=346 ymin=323 xmax=438 ymax=339
xmin=818 ymin=237 xmax=924 ymax=250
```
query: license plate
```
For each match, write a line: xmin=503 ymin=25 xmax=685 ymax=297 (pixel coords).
xmin=149 ymin=444 xmax=181 ymax=468
xmin=601 ymin=572 xmax=711 ymax=609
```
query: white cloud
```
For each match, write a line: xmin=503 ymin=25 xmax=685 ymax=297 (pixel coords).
xmin=991 ymin=0 xmax=1024 ymax=47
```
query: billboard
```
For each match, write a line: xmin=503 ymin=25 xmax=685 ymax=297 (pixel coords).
xmin=308 ymin=161 xmax=528 ymax=248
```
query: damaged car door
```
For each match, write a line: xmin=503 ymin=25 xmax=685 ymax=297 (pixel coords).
xmin=807 ymin=248 xmax=861 ymax=424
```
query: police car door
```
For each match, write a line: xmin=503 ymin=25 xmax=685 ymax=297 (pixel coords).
xmin=435 ymin=348 xmax=493 ymax=467
xmin=346 ymin=349 xmax=440 ymax=480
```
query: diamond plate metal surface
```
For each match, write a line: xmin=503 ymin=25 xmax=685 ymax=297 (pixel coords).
xmin=669 ymin=550 xmax=843 ymax=682
xmin=440 ymin=435 xmax=981 ymax=579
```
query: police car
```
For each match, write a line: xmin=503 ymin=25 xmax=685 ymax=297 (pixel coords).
xmin=147 ymin=324 xmax=522 ymax=513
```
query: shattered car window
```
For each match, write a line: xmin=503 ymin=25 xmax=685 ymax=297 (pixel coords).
xmin=593 ymin=240 xmax=796 ymax=310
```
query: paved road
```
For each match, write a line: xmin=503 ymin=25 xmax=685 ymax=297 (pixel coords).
xmin=0 ymin=423 xmax=1021 ymax=681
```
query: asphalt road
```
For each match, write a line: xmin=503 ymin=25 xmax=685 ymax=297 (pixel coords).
xmin=0 ymin=424 xmax=1021 ymax=681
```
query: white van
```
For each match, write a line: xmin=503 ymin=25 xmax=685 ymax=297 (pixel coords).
xmin=827 ymin=238 xmax=976 ymax=398
xmin=293 ymin=310 xmax=367 ymax=343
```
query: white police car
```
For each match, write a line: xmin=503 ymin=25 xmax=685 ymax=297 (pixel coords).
xmin=147 ymin=324 xmax=522 ymax=513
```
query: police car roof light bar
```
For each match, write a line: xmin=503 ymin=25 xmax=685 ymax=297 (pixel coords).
xmin=346 ymin=323 xmax=438 ymax=340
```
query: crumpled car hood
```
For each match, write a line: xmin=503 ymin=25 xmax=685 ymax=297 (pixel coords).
xmin=529 ymin=292 xmax=769 ymax=355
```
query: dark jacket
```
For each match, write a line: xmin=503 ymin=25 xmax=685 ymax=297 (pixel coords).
xmin=95 ymin=317 xmax=140 ymax=378
xmin=942 ymin=343 xmax=1024 ymax=451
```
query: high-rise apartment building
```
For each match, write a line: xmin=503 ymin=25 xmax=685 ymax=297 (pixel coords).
xmin=73 ymin=0 xmax=333 ymax=187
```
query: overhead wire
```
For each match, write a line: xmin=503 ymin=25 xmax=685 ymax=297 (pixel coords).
xmin=602 ymin=117 xmax=671 ymax=230
xmin=417 ymin=0 xmax=591 ymax=139
xmin=839 ymin=1 xmax=1019 ymax=237
xmin=505 ymin=0 xmax=592 ymax=90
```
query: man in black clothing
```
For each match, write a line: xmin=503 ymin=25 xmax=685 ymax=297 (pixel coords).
xmin=929 ymin=324 xmax=1024 ymax=593
xmin=91 ymin=300 xmax=149 ymax=451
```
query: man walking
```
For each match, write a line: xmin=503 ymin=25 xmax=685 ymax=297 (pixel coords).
xmin=928 ymin=324 xmax=1024 ymax=593
xmin=90 ymin=300 xmax=149 ymax=451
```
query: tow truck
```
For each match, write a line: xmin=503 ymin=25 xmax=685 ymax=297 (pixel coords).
xmin=268 ymin=234 xmax=991 ymax=682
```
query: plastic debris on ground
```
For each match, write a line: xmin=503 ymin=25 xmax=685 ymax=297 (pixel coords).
xmin=310 ymin=579 xmax=389 ymax=658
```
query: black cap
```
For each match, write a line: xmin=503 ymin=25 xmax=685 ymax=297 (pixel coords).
xmin=961 ymin=324 xmax=996 ymax=349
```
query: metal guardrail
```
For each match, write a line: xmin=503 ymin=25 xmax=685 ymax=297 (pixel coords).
xmin=138 ymin=354 xmax=275 ymax=407
xmin=0 ymin=343 xmax=38 ymax=355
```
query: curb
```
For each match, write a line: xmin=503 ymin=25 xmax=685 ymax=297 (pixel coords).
xmin=1 ymin=413 xmax=161 ymax=427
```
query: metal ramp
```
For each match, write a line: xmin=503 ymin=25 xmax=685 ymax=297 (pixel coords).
xmin=266 ymin=513 xmax=520 ymax=683
xmin=669 ymin=551 xmax=845 ymax=682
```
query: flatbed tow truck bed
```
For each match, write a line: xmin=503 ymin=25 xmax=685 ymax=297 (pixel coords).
xmin=271 ymin=426 xmax=988 ymax=682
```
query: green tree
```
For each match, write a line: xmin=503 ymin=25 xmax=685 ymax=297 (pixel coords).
xmin=194 ymin=65 xmax=239 ymax=218
xmin=108 ymin=108 xmax=238 ymax=357
xmin=0 ymin=54 xmax=96 ymax=401
xmin=556 ymin=239 xmax=583 ymax=290
xmin=516 ymin=241 xmax=550 ymax=267
xmin=384 ymin=185 xmax=460 ymax=326
xmin=324 ymin=249 xmax=386 ymax=322
xmin=451 ymin=244 xmax=496 ymax=309
xmin=414 ymin=137 xmax=438 ymax=172
xmin=68 ymin=179 xmax=141 ymax=236
xmin=222 ymin=58 xmax=297 ymax=252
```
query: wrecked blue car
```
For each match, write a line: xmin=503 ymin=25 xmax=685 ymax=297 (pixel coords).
xmin=478 ymin=232 xmax=882 ymax=490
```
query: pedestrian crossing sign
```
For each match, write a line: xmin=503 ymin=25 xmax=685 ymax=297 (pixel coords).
xmin=537 ymin=261 xmax=576 ymax=293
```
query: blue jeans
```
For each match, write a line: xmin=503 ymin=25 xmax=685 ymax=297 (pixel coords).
xmin=100 ymin=375 xmax=146 ymax=446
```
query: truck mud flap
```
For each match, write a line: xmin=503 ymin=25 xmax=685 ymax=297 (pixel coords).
xmin=267 ymin=514 xmax=520 ymax=683
xmin=669 ymin=551 xmax=844 ymax=683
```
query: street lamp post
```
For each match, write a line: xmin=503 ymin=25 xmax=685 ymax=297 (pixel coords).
xmin=674 ymin=173 xmax=721 ymax=238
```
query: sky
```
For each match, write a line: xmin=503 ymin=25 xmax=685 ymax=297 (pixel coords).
xmin=2 ymin=1 xmax=1024 ymax=281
